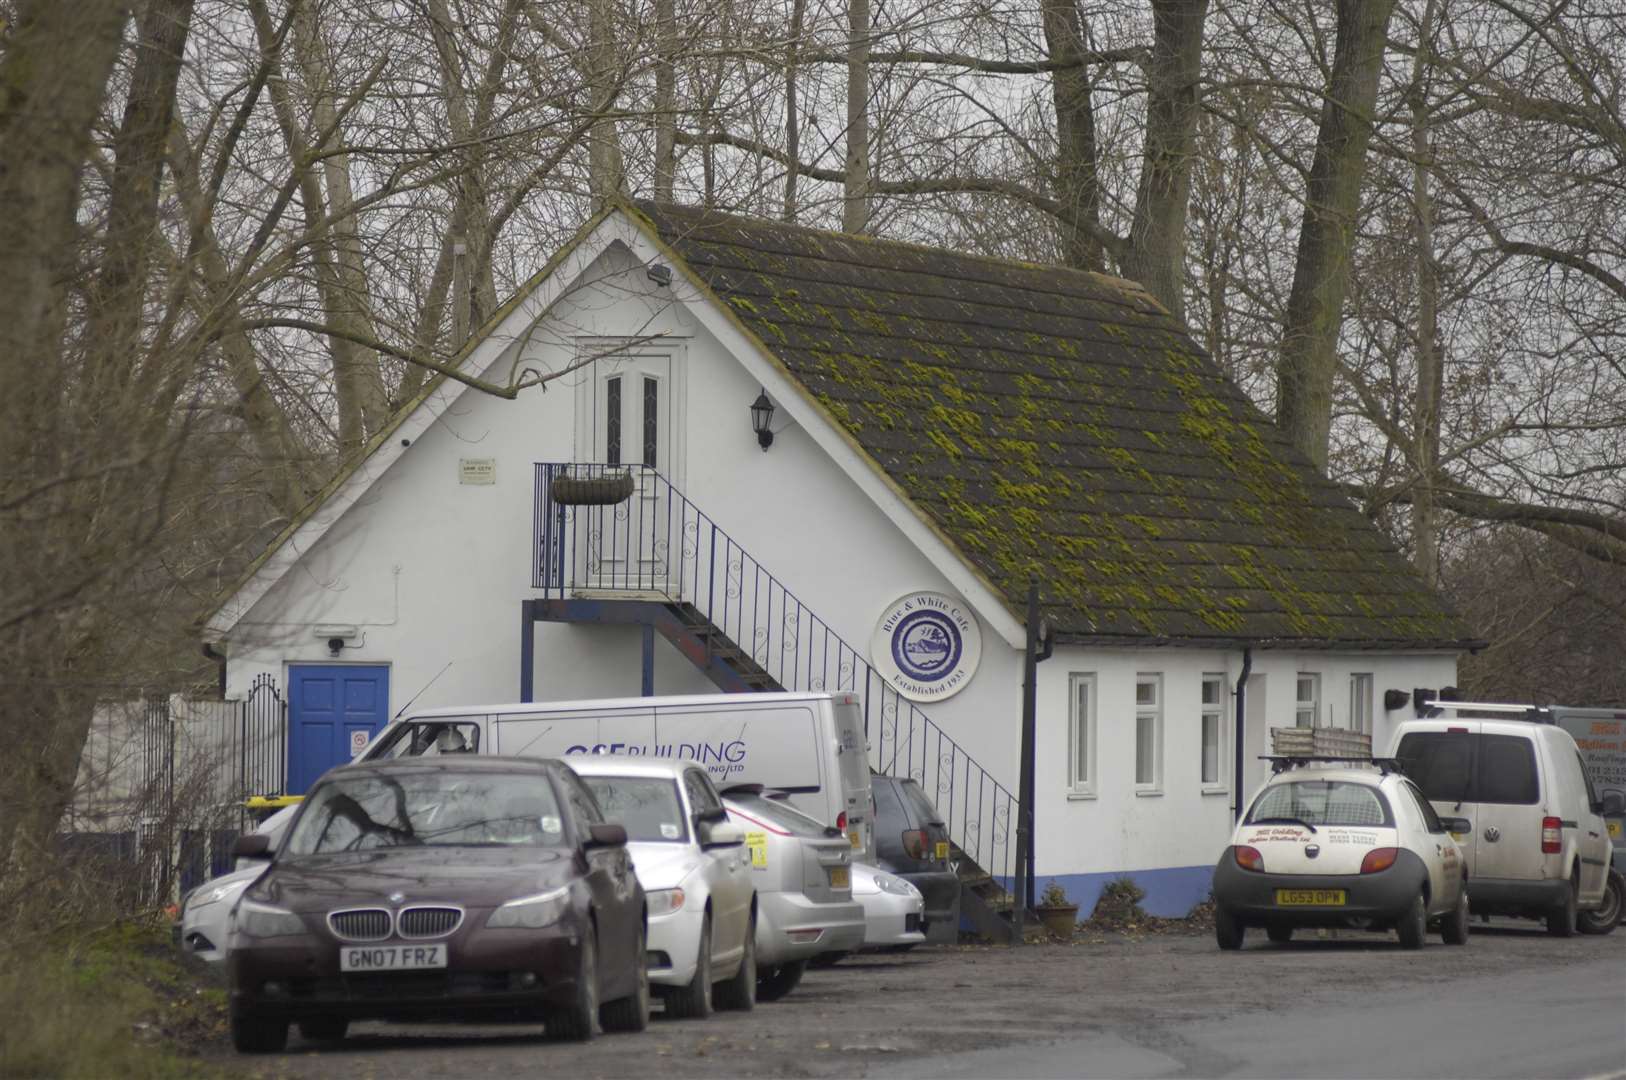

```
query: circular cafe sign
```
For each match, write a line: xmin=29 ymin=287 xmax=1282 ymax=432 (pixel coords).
xmin=872 ymin=592 xmax=982 ymax=702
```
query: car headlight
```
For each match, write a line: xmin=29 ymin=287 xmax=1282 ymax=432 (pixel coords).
xmin=189 ymin=880 xmax=249 ymax=913
xmin=232 ymin=898 xmax=305 ymax=938
xmin=875 ymin=873 xmax=919 ymax=897
xmin=646 ymin=887 xmax=686 ymax=917
xmin=486 ymin=885 xmax=571 ymax=929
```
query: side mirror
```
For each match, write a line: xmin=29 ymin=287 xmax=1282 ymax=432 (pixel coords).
xmin=585 ymin=822 xmax=627 ymax=848
xmin=694 ymin=806 xmax=727 ymax=825
xmin=699 ymin=820 xmax=744 ymax=849
xmin=1439 ymin=817 xmax=1471 ymax=835
xmin=233 ymin=834 xmax=272 ymax=860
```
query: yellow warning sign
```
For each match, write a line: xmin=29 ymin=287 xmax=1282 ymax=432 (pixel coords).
xmin=745 ymin=831 xmax=768 ymax=869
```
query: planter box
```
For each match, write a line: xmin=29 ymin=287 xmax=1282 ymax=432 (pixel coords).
xmin=550 ymin=472 xmax=636 ymax=505
xmin=1035 ymin=904 xmax=1079 ymax=939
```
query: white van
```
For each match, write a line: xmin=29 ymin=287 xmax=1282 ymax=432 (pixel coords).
xmin=361 ymin=691 xmax=875 ymax=860
xmin=1389 ymin=714 xmax=1614 ymax=935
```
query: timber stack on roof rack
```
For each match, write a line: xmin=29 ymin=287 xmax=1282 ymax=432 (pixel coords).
xmin=1270 ymin=726 xmax=1372 ymax=758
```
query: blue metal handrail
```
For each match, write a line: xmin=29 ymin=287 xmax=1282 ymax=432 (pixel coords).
xmin=533 ymin=462 xmax=1015 ymax=885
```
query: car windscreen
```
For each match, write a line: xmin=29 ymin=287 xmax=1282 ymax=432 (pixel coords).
xmin=364 ymin=720 xmax=483 ymax=759
xmin=728 ymin=792 xmax=834 ymax=838
xmin=578 ymin=776 xmax=689 ymax=843
xmin=1397 ymin=731 xmax=1540 ymax=805
xmin=1246 ymin=780 xmax=1391 ymax=827
xmin=284 ymin=770 xmax=565 ymax=854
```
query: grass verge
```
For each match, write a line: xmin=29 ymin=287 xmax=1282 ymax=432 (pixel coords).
xmin=0 ymin=917 xmax=228 ymax=1079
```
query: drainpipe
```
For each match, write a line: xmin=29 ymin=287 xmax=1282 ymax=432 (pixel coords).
xmin=1233 ymin=647 xmax=1253 ymax=822
xmin=202 ymin=642 xmax=227 ymax=700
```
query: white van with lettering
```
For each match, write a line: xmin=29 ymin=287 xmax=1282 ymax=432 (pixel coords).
xmin=361 ymin=692 xmax=875 ymax=860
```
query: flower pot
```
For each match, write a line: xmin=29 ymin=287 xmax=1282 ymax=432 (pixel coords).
xmin=1036 ymin=904 xmax=1080 ymax=939
xmin=550 ymin=471 xmax=636 ymax=505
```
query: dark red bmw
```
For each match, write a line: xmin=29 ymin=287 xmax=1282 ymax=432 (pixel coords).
xmin=226 ymin=757 xmax=647 ymax=1052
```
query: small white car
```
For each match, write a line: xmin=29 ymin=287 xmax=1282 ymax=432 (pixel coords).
xmin=178 ymin=805 xmax=299 ymax=961
xmin=723 ymin=789 xmax=867 ymax=1000
xmin=853 ymin=862 xmax=926 ymax=949
xmin=567 ymin=756 xmax=757 ymax=1017
xmin=1212 ymin=758 xmax=1470 ymax=950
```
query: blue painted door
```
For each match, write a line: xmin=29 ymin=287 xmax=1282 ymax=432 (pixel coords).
xmin=288 ymin=665 xmax=390 ymax=793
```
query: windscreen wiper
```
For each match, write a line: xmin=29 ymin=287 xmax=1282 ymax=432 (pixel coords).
xmin=1250 ymin=816 xmax=1317 ymax=834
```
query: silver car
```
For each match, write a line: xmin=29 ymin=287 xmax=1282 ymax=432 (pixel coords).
xmin=723 ymin=789 xmax=867 ymax=1001
xmin=853 ymin=862 xmax=926 ymax=949
xmin=178 ymin=803 xmax=299 ymax=962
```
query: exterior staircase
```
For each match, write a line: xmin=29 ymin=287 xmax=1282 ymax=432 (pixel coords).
xmin=532 ymin=462 xmax=1025 ymax=942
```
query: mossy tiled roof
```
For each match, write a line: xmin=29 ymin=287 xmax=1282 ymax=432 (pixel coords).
xmin=635 ymin=201 xmax=1477 ymax=650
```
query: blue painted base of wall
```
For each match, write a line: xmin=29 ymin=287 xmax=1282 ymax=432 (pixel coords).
xmin=1001 ymin=865 xmax=1215 ymax=919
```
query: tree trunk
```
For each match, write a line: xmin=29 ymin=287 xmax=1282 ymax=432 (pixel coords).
xmin=654 ymin=0 xmax=677 ymax=202
xmin=587 ymin=0 xmax=627 ymax=206
xmin=1041 ymin=0 xmax=1102 ymax=272
xmin=85 ymin=0 xmax=196 ymax=402
xmin=1409 ymin=0 xmax=1442 ymax=585
xmin=0 ymin=0 xmax=132 ymax=881
xmin=783 ymin=0 xmax=807 ymax=222
xmin=1122 ymin=0 xmax=1209 ymax=316
xmin=293 ymin=2 xmax=388 ymax=438
xmin=1275 ymin=0 xmax=1399 ymax=471
xmin=843 ymin=0 xmax=872 ymax=232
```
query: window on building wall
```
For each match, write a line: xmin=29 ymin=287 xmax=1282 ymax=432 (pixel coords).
xmin=1068 ymin=674 xmax=1096 ymax=797
xmin=1201 ymin=674 xmax=1226 ymax=790
xmin=1295 ymin=674 xmax=1321 ymax=728
xmin=1348 ymin=673 xmax=1374 ymax=734
xmin=1135 ymin=674 xmax=1162 ymax=793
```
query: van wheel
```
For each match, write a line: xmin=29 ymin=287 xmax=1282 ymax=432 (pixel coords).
xmin=1265 ymin=924 xmax=1292 ymax=944
xmin=1441 ymin=882 xmax=1470 ymax=945
xmin=1215 ymin=907 xmax=1245 ymax=951
xmin=1578 ymin=868 xmax=1623 ymax=936
xmin=1547 ymin=876 xmax=1578 ymax=937
xmin=1396 ymin=891 xmax=1427 ymax=949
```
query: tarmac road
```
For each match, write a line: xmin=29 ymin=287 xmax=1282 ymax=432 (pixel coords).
xmin=243 ymin=919 xmax=1626 ymax=1079
xmin=881 ymin=947 xmax=1626 ymax=1079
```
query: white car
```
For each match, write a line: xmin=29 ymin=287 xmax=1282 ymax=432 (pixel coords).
xmin=1212 ymin=757 xmax=1471 ymax=950
xmin=567 ymin=756 xmax=757 ymax=1017
xmin=178 ymin=804 xmax=299 ymax=961
xmin=723 ymin=788 xmax=867 ymax=1000
xmin=853 ymin=862 xmax=926 ymax=949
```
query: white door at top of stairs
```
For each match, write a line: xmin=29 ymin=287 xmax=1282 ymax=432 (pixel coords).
xmin=573 ymin=344 xmax=685 ymax=593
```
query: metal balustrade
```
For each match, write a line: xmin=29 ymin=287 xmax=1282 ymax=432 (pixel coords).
xmin=533 ymin=462 xmax=1017 ymax=888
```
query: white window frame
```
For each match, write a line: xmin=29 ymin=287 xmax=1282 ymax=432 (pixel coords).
xmin=1295 ymin=673 xmax=1321 ymax=729
xmin=1348 ymin=673 xmax=1374 ymax=735
xmin=1067 ymin=673 xmax=1097 ymax=798
xmin=1134 ymin=673 xmax=1163 ymax=795
xmin=1201 ymin=673 xmax=1228 ymax=794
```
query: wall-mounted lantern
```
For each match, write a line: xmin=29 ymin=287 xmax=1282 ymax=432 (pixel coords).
xmin=750 ymin=390 xmax=775 ymax=450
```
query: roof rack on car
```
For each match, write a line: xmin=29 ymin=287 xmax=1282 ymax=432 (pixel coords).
xmin=1262 ymin=755 xmax=1406 ymax=776
xmin=1417 ymin=699 xmax=1553 ymax=724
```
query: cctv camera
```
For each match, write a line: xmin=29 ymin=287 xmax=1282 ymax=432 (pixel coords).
xmin=327 ymin=637 xmax=344 ymax=656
